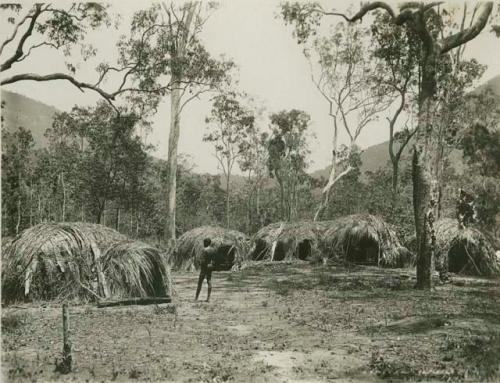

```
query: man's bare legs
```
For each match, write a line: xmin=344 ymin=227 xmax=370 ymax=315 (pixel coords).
xmin=195 ymin=271 xmax=205 ymax=301
xmin=206 ymin=279 xmax=212 ymax=302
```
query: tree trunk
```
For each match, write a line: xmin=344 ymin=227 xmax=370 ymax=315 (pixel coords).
xmin=115 ymin=207 xmax=120 ymax=231
xmin=391 ymin=158 xmax=400 ymax=207
xmin=29 ymin=179 xmax=33 ymax=227
xmin=246 ymin=170 xmax=252 ymax=233
xmin=277 ymin=175 xmax=285 ymax=221
xmin=129 ymin=209 xmax=134 ymax=235
xmin=256 ymin=183 xmax=260 ymax=221
xmin=413 ymin=45 xmax=439 ymax=289
xmin=225 ymin=169 xmax=231 ymax=228
xmin=37 ymin=191 xmax=41 ymax=225
xmin=136 ymin=211 xmax=140 ymax=237
xmin=97 ymin=200 xmax=106 ymax=225
xmin=48 ymin=198 xmax=52 ymax=222
xmin=163 ymin=3 xmax=196 ymax=242
xmin=16 ymin=198 xmax=21 ymax=235
xmin=412 ymin=145 xmax=435 ymax=289
xmin=314 ymin=116 xmax=340 ymax=221
xmin=435 ymin=143 xmax=446 ymax=220
xmin=60 ymin=172 xmax=66 ymax=222
xmin=314 ymin=164 xmax=353 ymax=221
xmin=165 ymin=80 xmax=181 ymax=241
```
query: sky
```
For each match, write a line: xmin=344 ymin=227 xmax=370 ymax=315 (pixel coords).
xmin=1 ymin=0 xmax=500 ymax=174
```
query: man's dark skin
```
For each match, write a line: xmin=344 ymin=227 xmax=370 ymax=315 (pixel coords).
xmin=195 ymin=238 xmax=215 ymax=302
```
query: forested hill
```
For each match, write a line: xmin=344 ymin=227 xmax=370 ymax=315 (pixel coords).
xmin=0 ymin=89 xmax=407 ymax=178
xmin=312 ymin=73 xmax=500 ymax=181
xmin=1 ymin=90 xmax=58 ymax=149
xmin=2 ymin=72 xmax=500 ymax=179
xmin=477 ymin=73 xmax=500 ymax=96
xmin=310 ymin=141 xmax=396 ymax=181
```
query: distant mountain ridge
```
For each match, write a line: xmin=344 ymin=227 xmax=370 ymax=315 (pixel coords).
xmin=312 ymin=73 xmax=500 ymax=180
xmin=2 ymin=73 xmax=500 ymax=181
xmin=1 ymin=90 xmax=59 ymax=148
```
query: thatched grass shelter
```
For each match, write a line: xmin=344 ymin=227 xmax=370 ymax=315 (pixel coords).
xmin=173 ymin=226 xmax=249 ymax=271
xmin=101 ymin=240 xmax=172 ymax=298
xmin=320 ymin=214 xmax=413 ymax=268
xmin=1 ymin=222 xmax=172 ymax=303
xmin=434 ymin=219 xmax=499 ymax=276
xmin=250 ymin=221 xmax=333 ymax=261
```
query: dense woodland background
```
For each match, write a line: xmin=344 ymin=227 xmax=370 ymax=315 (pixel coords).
xmin=2 ymin=74 xmax=499 ymax=246
xmin=1 ymin=2 xmax=499 ymax=252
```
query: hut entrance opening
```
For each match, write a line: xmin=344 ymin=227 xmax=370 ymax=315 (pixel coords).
xmin=213 ymin=245 xmax=236 ymax=271
xmin=273 ymin=241 xmax=287 ymax=261
xmin=252 ymin=239 xmax=268 ymax=260
xmin=347 ymin=237 xmax=379 ymax=265
xmin=297 ymin=240 xmax=312 ymax=260
xmin=448 ymin=242 xmax=469 ymax=273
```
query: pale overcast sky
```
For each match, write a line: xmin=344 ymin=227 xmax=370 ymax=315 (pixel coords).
xmin=1 ymin=1 xmax=499 ymax=174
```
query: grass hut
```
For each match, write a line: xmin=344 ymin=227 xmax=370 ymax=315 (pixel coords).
xmin=320 ymin=214 xmax=413 ymax=268
xmin=173 ymin=226 xmax=249 ymax=271
xmin=1 ymin=222 xmax=172 ymax=303
xmin=250 ymin=221 xmax=333 ymax=261
xmin=434 ymin=219 xmax=499 ymax=276
xmin=101 ymin=241 xmax=172 ymax=298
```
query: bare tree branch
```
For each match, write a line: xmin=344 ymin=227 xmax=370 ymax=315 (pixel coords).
xmin=178 ymin=87 xmax=212 ymax=115
xmin=440 ymin=2 xmax=493 ymax=53
xmin=0 ymin=6 xmax=35 ymax=56
xmin=16 ymin=41 xmax=60 ymax=63
xmin=1 ymin=4 xmax=43 ymax=72
xmin=1 ymin=72 xmax=116 ymax=100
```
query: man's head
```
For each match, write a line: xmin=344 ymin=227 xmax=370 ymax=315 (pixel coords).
xmin=203 ymin=238 xmax=211 ymax=248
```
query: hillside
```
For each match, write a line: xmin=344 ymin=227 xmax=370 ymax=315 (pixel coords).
xmin=311 ymin=140 xmax=398 ymax=181
xmin=2 ymin=73 xmax=499 ymax=181
xmin=476 ymin=73 xmax=500 ymax=97
xmin=0 ymin=88 xmax=399 ymax=180
xmin=1 ymin=90 xmax=59 ymax=148
xmin=312 ymin=73 xmax=500 ymax=180
xmin=0 ymin=89 xmax=403 ymax=182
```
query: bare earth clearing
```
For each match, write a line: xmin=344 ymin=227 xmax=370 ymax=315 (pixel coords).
xmin=2 ymin=262 xmax=500 ymax=382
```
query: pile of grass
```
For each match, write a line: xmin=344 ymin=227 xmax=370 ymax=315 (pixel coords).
xmin=173 ymin=226 xmax=249 ymax=271
xmin=1 ymin=222 xmax=172 ymax=303
xmin=434 ymin=219 xmax=499 ymax=276
xmin=320 ymin=214 xmax=413 ymax=268
xmin=250 ymin=221 xmax=333 ymax=261
xmin=101 ymin=240 xmax=172 ymax=298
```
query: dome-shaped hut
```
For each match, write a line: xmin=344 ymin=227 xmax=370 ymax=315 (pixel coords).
xmin=434 ymin=219 xmax=499 ymax=276
xmin=250 ymin=221 xmax=333 ymax=261
xmin=320 ymin=214 xmax=413 ymax=268
xmin=173 ymin=226 xmax=249 ymax=271
xmin=1 ymin=223 xmax=172 ymax=303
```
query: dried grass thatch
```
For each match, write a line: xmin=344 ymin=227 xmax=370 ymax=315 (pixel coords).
xmin=1 ymin=222 xmax=172 ymax=303
xmin=434 ymin=219 xmax=499 ymax=276
xmin=320 ymin=214 xmax=413 ymax=268
xmin=250 ymin=221 xmax=333 ymax=261
xmin=101 ymin=240 xmax=172 ymax=298
xmin=173 ymin=226 xmax=249 ymax=271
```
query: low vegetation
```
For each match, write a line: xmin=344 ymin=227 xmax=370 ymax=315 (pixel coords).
xmin=2 ymin=263 xmax=499 ymax=382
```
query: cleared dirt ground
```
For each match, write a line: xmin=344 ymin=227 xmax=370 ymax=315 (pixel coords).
xmin=2 ymin=262 xmax=500 ymax=382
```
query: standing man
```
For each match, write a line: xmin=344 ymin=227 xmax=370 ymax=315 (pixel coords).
xmin=195 ymin=238 xmax=215 ymax=302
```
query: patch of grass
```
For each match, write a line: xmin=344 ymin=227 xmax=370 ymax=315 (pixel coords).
xmin=369 ymin=351 xmax=464 ymax=381
xmin=128 ymin=367 xmax=142 ymax=379
xmin=1 ymin=311 xmax=30 ymax=334
xmin=206 ymin=361 xmax=235 ymax=382
xmin=459 ymin=333 xmax=500 ymax=381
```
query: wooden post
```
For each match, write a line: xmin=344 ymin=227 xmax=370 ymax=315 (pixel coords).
xmin=62 ymin=303 xmax=72 ymax=373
